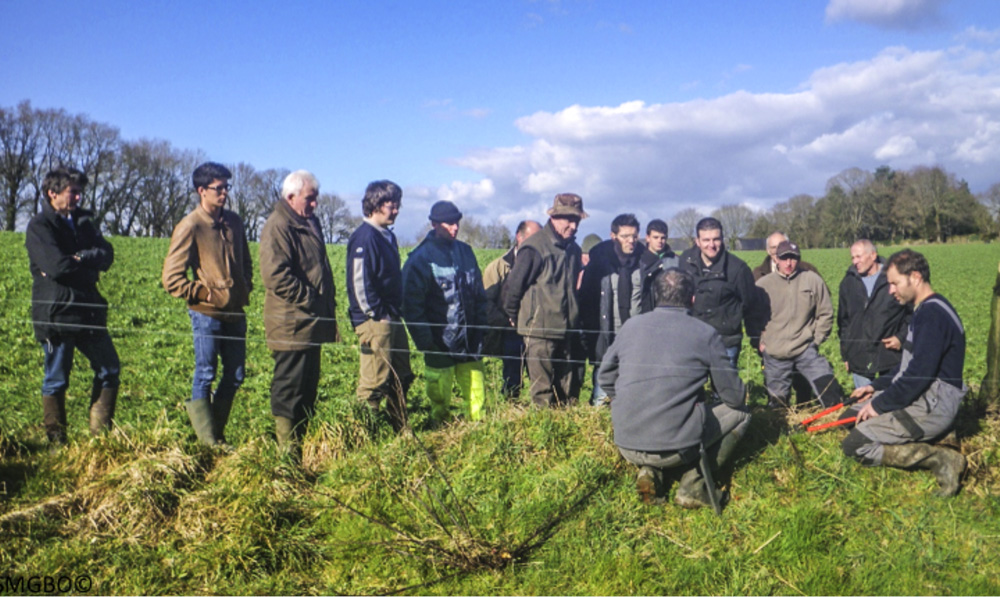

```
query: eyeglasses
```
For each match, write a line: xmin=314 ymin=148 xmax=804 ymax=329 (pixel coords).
xmin=205 ymin=184 xmax=232 ymax=193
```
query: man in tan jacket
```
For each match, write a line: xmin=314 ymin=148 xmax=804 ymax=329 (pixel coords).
xmin=482 ymin=220 xmax=541 ymax=397
xmin=754 ymin=240 xmax=846 ymax=409
xmin=163 ymin=162 xmax=253 ymax=447
xmin=260 ymin=170 xmax=338 ymax=457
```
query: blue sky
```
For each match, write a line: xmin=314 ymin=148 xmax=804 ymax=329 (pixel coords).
xmin=4 ymin=0 xmax=1000 ymax=241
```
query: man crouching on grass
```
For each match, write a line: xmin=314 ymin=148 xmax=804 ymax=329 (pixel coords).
xmin=841 ymin=249 xmax=967 ymax=496
xmin=598 ymin=269 xmax=751 ymax=508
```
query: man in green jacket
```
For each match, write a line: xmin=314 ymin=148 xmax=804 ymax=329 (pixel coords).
xmin=503 ymin=193 xmax=587 ymax=407
xmin=260 ymin=170 xmax=339 ymax=457
xmin=402 ymin=201 xmax=488 ymax=422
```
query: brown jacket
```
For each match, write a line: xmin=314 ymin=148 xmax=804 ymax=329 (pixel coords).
xmin=259 ymin=199 xmax=338 ymax=351
xmin=162 ymin=206 xmax=253 ymax=319
xmin=482 ymin=246 xmax=515 ymax=356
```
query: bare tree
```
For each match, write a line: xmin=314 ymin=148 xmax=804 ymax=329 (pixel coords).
xmin=669 ymin=207 xmax=703 ymax=243
xmin=315 ymin=192 xmax=355 ymax=244
xmin=0 ymin=101 xmax=43 ymax=230
xmin=710 ymin=204 xmax=756 ymax=241
xmin=229 ymin=164 xmax=287 ymax=241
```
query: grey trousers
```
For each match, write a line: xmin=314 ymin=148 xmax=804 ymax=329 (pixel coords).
xmin=841 ymin=379 xmax=965 ymax=465
xmin=618 ymin=402 xmax=751 ymax=472
xmin=763 ymin=344 xmax=844 ymax=407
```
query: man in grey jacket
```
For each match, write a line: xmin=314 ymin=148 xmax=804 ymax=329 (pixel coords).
xmin=598 ymin=268 xmax=751 ymax=509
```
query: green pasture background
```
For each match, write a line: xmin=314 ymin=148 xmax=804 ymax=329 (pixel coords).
xmin=1 ymin=232 xmax=999 ymax=595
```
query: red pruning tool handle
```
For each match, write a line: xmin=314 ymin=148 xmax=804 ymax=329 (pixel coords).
xmin=807 ymin=416 xmax=857 ymax=433
xmin=801 ymin=402 xmax=845 ymax=426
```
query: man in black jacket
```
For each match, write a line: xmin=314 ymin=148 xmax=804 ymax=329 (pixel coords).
xmin=25 ymin=167 xmax=120 ymax=444
xmin=580 ymin=213 xmax=661 ymax=407
xmin=838 ymin=239 xmax=910 ymax=388
xmin=678 ymin=217 xmax=759 ymax=368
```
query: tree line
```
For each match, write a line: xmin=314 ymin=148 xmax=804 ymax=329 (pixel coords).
xmin=5 ymin=100 xmax=998 ymax=249
xmin=671 ymin=165 xmax=1000 ymax=248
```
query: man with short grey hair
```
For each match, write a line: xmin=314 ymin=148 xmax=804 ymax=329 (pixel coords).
xmin=260 ymin=169 xmax=339 ymax=458
xmin=838 ymin=239 xmax=910 ymax=389
xmin=599 ymin=268 xmax=751 ymax=508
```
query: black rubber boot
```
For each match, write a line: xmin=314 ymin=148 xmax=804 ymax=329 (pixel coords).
xmin=211 ymin=394 xmax=235 ymax=446
xmin=881 ymin=443 xmax=966 ymax=497
xmin=674 ymin=465 xmax=711 ymax=509
xmin=42 ymin=392 xmax=67 ymax=444
xmin=89 ymin=387 xmax=118 ymax=435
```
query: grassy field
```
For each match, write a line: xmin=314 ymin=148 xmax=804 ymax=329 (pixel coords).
xmin=1 ymin=232 xmax=1000 ymax=595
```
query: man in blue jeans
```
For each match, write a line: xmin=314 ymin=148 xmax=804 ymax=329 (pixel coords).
xmin=26 ymin=167 xmax=121 ymax=444
xmin=163 ymin=162 xmax=253 ymax=447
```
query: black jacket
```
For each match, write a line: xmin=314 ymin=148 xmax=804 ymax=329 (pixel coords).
xmin=678 ymin=246 xmax=758 ymax=348
xmin=837 ymin=258 xmax=911 ymax=377
xmin=580 ymin=240 xmax=661 ymax=362
xmin=25 ymin=202 xmax=114 ymax=342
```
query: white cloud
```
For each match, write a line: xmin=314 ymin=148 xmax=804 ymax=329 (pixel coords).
xmin=825 ymin=0 xmax=948 ymax=29
xmin=958 ymin=26 xmax=1000 ymax=45
xmin=432 ymin=43 xmax=1000 ymax=233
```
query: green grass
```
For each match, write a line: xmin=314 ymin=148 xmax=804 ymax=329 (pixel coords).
xmin=1 ymin=232 xmax=1000 ymax=595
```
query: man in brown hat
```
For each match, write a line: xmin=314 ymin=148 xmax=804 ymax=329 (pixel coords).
xmin=504 ymin=193 xmax=587 ymax=407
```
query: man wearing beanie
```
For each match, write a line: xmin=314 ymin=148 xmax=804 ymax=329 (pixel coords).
xmin=402 ymin=201 xmax=488 ymax=423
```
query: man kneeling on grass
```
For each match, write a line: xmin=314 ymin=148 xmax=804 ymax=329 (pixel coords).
xmin=598 ymin=268 xmax=751 ymax=508
xmin=840 ymin=249 xmax=967 ymax=497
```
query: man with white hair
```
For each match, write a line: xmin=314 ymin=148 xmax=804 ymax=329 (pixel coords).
xmin=260 ymin=170 xmax=339 ymax=458
xmin=838 ymin=239 xmax=910 ymax=389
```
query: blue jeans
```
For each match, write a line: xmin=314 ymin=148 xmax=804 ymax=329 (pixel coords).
xmin=725 ymin=345 xmax=741 ymax=369
xmin=42 ymin=331 xmax=120 ymax=396
xmin=189 ymin=310 xmax=246 ymax=402
xmin=852 ymin=373 xmax=873 ymax=389
xmin=591 ymin=364 xmax=609 ymax=407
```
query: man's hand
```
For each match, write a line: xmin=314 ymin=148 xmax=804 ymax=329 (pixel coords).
xmin=759 ymin=340 xmax=766 ymax=354
xmin=844 ymin=361 xmax=849 ymax=372
xmin=856 ymin=401 xmax=879 ymax=422
xmin=881 ymin=336 xmax=902 ymax=351
xmin=850 ymin=384 xmax=875 ymax=402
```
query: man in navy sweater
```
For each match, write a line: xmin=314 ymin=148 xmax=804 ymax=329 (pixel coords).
xmin=841 ymin=249 xmax=967 ymax=496
xmin=346 ymin=180 xmax=413 ymax=431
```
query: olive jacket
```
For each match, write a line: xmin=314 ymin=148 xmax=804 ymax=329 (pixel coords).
xmin=259 ymin=200 xmax=338 ymax=351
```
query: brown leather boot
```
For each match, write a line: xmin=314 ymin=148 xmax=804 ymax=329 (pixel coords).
xmin=89 ymin=386 xmax=118 ymax=435
xmin=42 ymin=392 xmax=67 ymax=444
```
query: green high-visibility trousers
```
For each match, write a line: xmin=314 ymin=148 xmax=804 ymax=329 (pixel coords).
xmin=425 ymin=360 xmax=485 ymax=422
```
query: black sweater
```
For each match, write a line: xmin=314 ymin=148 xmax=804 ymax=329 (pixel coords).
xmin=871 ymin=294 xmax=964 ymax=413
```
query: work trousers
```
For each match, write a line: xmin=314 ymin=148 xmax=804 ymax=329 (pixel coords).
xmin=842 ymin=379 xmax=965 ymax=466
xmin=617 ymin=402 xmax=751 ymax=472
xmin=270 ymin=346 xmax=321 ymax=423
xmin=425 ymin=359 xmax=485 ymax=422
xmin=524 ymin=336 xmax=582 ymax=408
xmin=355 ymin=319 xmax=412 ymax=415
xmin=763 ymin=344 xmax=844 ymax=408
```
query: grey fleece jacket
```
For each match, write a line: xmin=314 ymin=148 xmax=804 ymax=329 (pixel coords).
xmin=598 ymin=306 xmax=745 ymax=453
